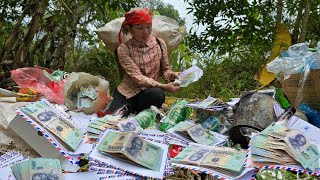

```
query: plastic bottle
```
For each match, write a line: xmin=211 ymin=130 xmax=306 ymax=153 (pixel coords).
xmin=299 ymin=103 xmax=320 ymax=128
xmin=275 ymin=88 xmax=291 ymax=109
xmin=133 ymin=108 xmax=156 ymax=129
xmin=159 ymin=100 xmax=192 ymax=132
xmin=200 ymin=116 xmax=221 ymax=132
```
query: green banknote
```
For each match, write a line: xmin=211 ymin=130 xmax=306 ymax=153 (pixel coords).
xmin=98 ymin=131 xmax=164 ymax=171
xmin=28 ymin=158 xmax=63 ymax=180
xmin=123 ymin=133 xmax=164 ymax=171
xmin=200 ymin=147 xmax=246 ymax=174
xmin=46 ymin=117 xmax=83 ymax=151
xmin=171 ymin=146 xmax=211 ymax=166
xmin=171 ymin=121 xmax=194 ymax=132
xmin=172 ymin=146 xmax=246 ymax=177
xmin=117 ymin=118 xmax=143 ymax=133
xmin=179 ymin=72 xmax=196 ymax=87
xmin=187 ymin=125 xmax=220 ymax=145
xmin=260 ymin=124 xmax=320 ymax=170
xmin=94 ymin=115 xmax=122 ymax=125
xmin=98 ymin=131 xmax=129 ymax=153
xmin=11 ymin=158 xmax=62 ymax=180
xmin=21 ymin=101 xmax=84 ymax=151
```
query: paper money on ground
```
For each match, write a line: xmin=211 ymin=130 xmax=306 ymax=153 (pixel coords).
xmin=21 ymin=100 xmax=84 ymax=151
xmin=97 ymin=131 xmax=164 ymax=171
xmin=172 ymin=146 xmax=246 ymax=177
xmin=168 ymin=121 xmax=227 ymax=146
xmin=11 ymin=158 xmax=63 ymax=180
xmin=250 ymin=124 xmax=320 ymax=170
xmin=117 ymin=117 xmax=143 ymax=133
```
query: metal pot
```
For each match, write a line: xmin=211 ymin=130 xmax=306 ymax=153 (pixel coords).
xmin=229 ymin=92 xmax=279 ymax=149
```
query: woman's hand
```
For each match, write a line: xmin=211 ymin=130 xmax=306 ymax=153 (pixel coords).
xmin=164 ymin=82 xmax=181 ymax=94
xmin=170 ymin=72 xmax=181 ymax=80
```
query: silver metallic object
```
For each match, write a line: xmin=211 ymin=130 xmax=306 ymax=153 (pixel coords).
xmin=229 ymin=92 xmax=279 ymax=148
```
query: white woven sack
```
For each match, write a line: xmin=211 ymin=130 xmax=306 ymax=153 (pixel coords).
xmin=96 ymin=15 xmax=187 ymax=52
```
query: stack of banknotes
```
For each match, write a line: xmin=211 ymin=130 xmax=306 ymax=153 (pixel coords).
xmin=174 ymin=65 xmax=203 ymax=87
xmin=251 ymin=124 xmax=320 ymax=170
xmin=172 ymin=146 xmax=246 ymax=178
xmin=76 ymin=83 xmax=97 ymax=108
xmin=0 ymin=152 xmax=28 ymax=180
xmin=97 ymin=131 xmax=164 ymax=171
xmin=167 ymin=121 xmax=227 ymax=146
xmin=11 ymin=158 xmax=63 ymax=180
xmin=21 ymin=100 xmax=84 ymax=152
xmin=86 ymin=115 xmax=123 ymax=139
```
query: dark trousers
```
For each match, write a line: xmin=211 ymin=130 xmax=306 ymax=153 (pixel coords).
xmin=108 ymin=87 xmax=165 ymax=115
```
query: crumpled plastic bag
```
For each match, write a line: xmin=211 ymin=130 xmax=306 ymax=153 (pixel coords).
xmin=64 ymin=72 xmax=112 ymax=115
xmin=266 ymin=43 xmax=320 ymax=80
xmin=266 ymin=42 xmax=320 ymax=107
xmin=11 ymin=67 xmax=65 ymax=104
xmin=96 ymin=15 xmax=187 ymax=52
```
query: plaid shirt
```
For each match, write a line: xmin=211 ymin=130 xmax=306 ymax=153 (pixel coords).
xmin=117 ymin=36 xmax=175 ymax=99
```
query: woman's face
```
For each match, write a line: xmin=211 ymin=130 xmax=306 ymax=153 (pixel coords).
xmin=129 ymin=23 xmax=152 ymax=43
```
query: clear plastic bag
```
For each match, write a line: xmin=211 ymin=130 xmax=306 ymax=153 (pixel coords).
xmin=63 ymin=72 xmax=112 ymax=115
xmin=266 ymin=42 xmax=320 ymax=107
xmin=95 ymin=15 xmax=187 ymax=52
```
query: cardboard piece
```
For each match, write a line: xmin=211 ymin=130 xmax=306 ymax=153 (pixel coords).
xmin=281 ymin=69 xmax=320 ymax=111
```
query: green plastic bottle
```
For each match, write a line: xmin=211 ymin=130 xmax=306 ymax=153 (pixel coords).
xmin=159 ymin=100 xmax=192 ymax=132
xmin=134 ymin=108 xmax=156 ymax=129
xmin=275 ymin=88 xmax=291 ymax=109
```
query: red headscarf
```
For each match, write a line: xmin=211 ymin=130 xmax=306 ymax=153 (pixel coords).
xmin=118 ymin=8 xmax=153 ymax=44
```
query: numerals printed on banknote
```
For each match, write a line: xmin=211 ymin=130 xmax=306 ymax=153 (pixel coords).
xmin=21 ymin=100 xmax=84 ymax=151
xmin=169 ymin=121 xmax=227 ymax=146
xmin=172 ymin=146 xmax=246 ymax=176
xmin=98 ymin=131 xmax=164 ymax=171
xmin=11 ymin=158 xmax=63 ymax=180
xmin=251 ymin=124 xmax=320 ymax=170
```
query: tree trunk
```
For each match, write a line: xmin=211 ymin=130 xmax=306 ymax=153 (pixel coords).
xmin=275 ymin=0 xmax=283 ymax=24
xmin=12 ymin=0 xmax=49 ymax=70
xmin=299 ymin=0 xmax=312 ymax=42
xmin=292 ymin=0 xmax=304 ymax=44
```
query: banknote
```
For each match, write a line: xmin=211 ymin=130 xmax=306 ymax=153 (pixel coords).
xmin=79 ymin=83 xmax=97 ymax=100
xmin=87 ymin=126 xmax=102 ymax=135
xmin=175 ymin=66 xmax=203 ymax=87
xmin=251 ymin=124 xmax=320 ymax=170
xmin=187 ymin=125 xmax=222 ymax=146
xmin=78 ymin=96 xmax=93 ymax=108
xmin=117 ymin=118 xmax=142 ymax=133
xmin=88 ymin=122 xmax=106 ymax=131
xmin=197 ymin=96 xmax=217 ymax=108
xmin=94 ymin=115 xmax=123 ymax=125
xmin=98 ymin=131 xmax=164 ymax=171
xmin=171 ymin=146 xmax=211 ymax=166
xmin=263 ymin=124 xmax=320 ymax=170
xmin=200 ymin=147 xmax=246 ymax=174
xmin=170 ymin=122 xmax=227 ymax=146
xmin=252 ymin=134 xmax=297 ymax=162
xmin=172 ymin=146 xmax=246 ymax=177
xmin=171 ymin=121 xmax=195 ymax=132
xmin=11 ymin=158 xmax=63 ymax=180
xmin=21 ymin=100 xmax=84 ymax=151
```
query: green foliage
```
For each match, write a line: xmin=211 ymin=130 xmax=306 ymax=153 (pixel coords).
xmin=138 ymin=0 xmax=185 ymax=25
xmin=174 ymin=45 xmax=263 ymax=101
xmin=68 ymin=42 xmax=120 ymax=93
xmin=184 ymin=0 xmax=275 ymax=55
xmin=256 ymin=169 xmax=319 ymax=180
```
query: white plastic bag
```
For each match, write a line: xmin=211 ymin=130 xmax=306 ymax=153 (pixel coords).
xmin=64 ymin=72 xmax=112 ymax=115
xmin=96 ymin=15 xmax=187 ymax=52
